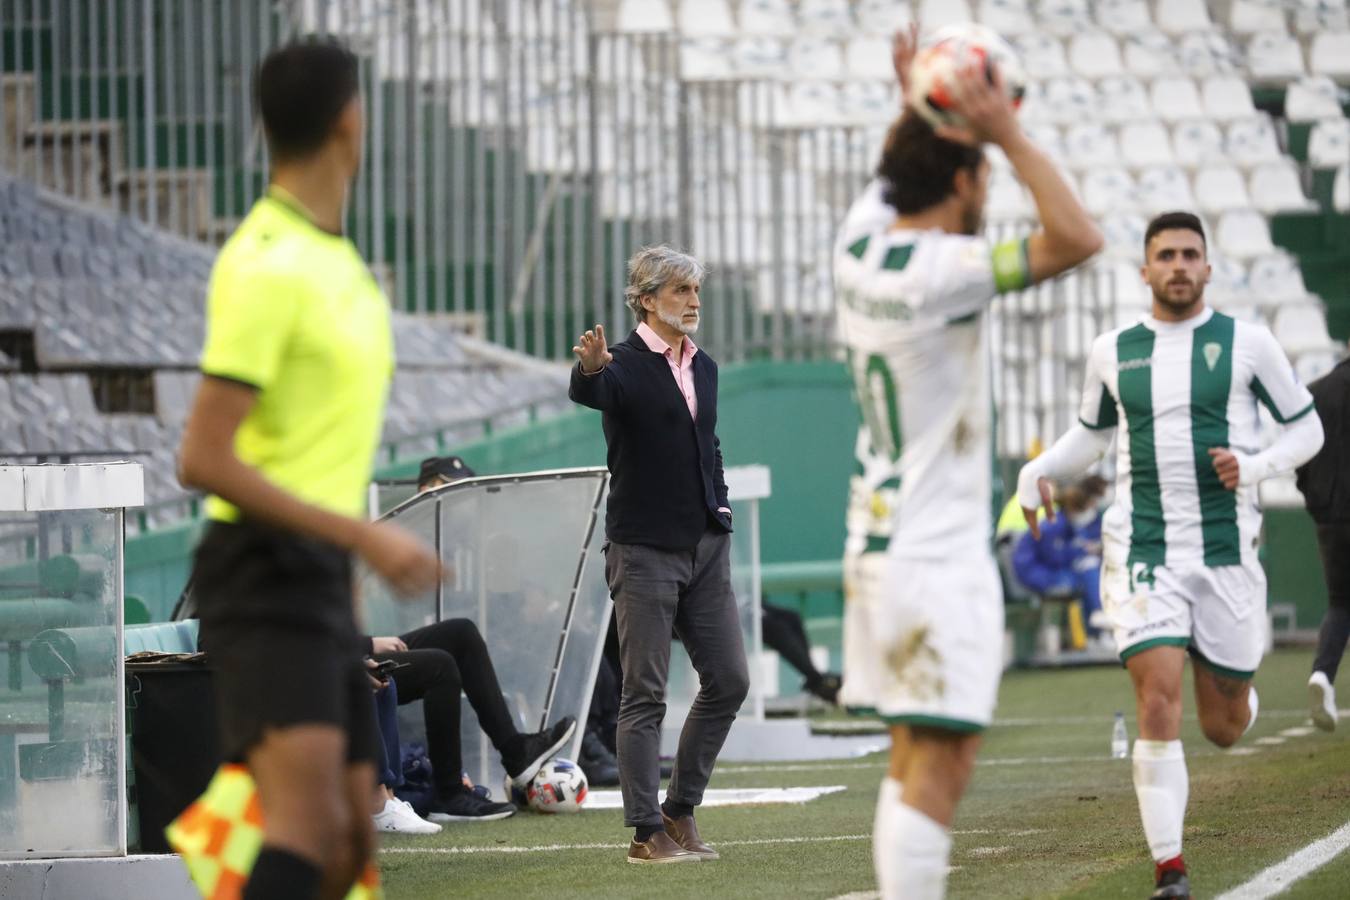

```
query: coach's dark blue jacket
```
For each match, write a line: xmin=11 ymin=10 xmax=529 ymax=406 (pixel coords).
xmin=568 ymin=329 xmax=732 ymax=551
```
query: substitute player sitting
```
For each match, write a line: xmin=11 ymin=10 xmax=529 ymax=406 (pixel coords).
xmin=1017 ymin=212 xmax=1324 ymax=899
xmin=833 ymin=31 xmax=1102 ymax=900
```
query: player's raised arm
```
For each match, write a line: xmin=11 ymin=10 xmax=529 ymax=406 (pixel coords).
xmin=941 ymin=63 xmax=1103 ymax=286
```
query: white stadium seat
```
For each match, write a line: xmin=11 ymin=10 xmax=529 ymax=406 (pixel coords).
xmin=1249 ymin=161 xmax=1317 ymax=214
xmin=784 ymin=81 xmax=842 ymax=126
xmin=798 ymin=0 xmax=856 ymax=37
xmin=738 ymin=0 xmax=796 ymax=36
xmin=1137 ymin=167 xmax=1194 ymax=215
xmin=917 ymin=0 xmax=972 ymax=30
xmin=1229 ymin=0 xmax=1289 ymax=34
xmin=616 ymin=0 xmax=674 ymax=31
xmin=787 ymin=37 xmax=845 ymax=79
xmin=677 ymin=0 xmax=736 ymax=35
xmin=1035 ymin=0 xmax=1094 ymax=37
xmin=1096 ymin=0 xmax=1152 ymax=35
xmin=854 ymin=0 xmax=914 ymax=31
xmin=846 ymin=37 xmax=895 ymax=80
xmin=840 ymin=81 xmax=897 ymax=124
xmin=1023 ymin=122 xmax=1067 ymax=160
xmin=1039 ymin=78 xmax=1097 ymax=125
xmin=987 ymin=172 xmax=1034 ymax=221
xmin=1249 ymin=253 xmax=1310 ymax=303
xmin=1296 ymin=351 xmax=1338 ymax=384
xmin=1069 ymin=32 xmax=1124 ymax=79
xmin=1123 ymin=31 xmax=1175 ymax=78
xmin=1336 ymin=165 xmax=1350 ymax=212
xmin=1273 ymin=303 xmax=1335 ymax=356
xmin=1194 ymin=165 xmax=1252 ymax=216
xmin=1096 ymin=76 xmax=1153 ymax=124
xmin=1172 ymin=120 xmax=1227 ymax=167
xmin=1151 ymin=77 xmax=1205 ymax=122
xmin=1082 ymin=168 xmax=1138 ymax=216
xmin=1120 ymin=121 xmax=1176 ymax=168
xmin=1292 ymin=0 xmax=1349 ymax=34
xmin=733 ymin=36 xmax=789 ymax=78
xmin=978 ymin=0 xmax=1036 ymax=36
xmin=1217 ymin=209 xmax=1277 ymax=259
xmin=1207 ymin=254 xmax=1252 ymax=301
xmin=1156 ymin=0 xmax=1212 ymax=35
xmin=680 ymin=38 xmax=735 ymax=79
xmin=1246 ymin=31 xmax=1306 ymax=84
xmin=1285 ymin=77 xmax=1346 ymax=123
xmin=1064 ymin=123 xmax=1122 ymax=169
xmin=1202 ymin=75 xmax=1258 ymax=121
xmin=1015 ymin=33 xmax=1071 ymax=79
xmin=1099 ymin=213 xmax=1147 ymax=260
xmin=1177 ymin=32 xmax=1239 ymax=77
xmin=1308 ymin=118 xmax=1350 ymax=168
xmin=1224 ymin=116 xmax=1283 ymax=168
xmin=1310 ymin=32 xmax=1350 ymax=81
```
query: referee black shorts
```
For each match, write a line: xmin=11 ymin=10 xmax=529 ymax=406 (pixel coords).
xmin=192 ymin=519 xmax=379 ymax=766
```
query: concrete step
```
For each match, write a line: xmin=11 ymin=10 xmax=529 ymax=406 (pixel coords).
xmin=0 ymin=73 xmax=36 ymax=169
xmin=115 ymin=167 xmax=212 ymax=239
xmin=22 ymin=118 xmax=125 ymax=204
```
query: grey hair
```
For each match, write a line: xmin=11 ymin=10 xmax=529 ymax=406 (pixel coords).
xmin=623 ymin=244 xmax=706 ymax=322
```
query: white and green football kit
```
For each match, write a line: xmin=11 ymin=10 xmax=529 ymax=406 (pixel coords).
xmin=834 ymin=179 xmax=1030 ymax=731
xmin=1074 ymin=308 xmax=1315 ymax=677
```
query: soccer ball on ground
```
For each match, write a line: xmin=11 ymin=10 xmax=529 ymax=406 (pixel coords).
xmin=906 ymin=23 xmax=1026 ymax=132
xmin=504 ymin=758 xmax=588 ymax=814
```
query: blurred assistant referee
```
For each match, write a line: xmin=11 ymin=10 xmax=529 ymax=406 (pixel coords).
xmin=176 ymin=39 xmax=441 ymax=900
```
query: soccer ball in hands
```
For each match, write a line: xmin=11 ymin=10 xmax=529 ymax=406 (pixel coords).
xmin=906 ymin=23 xmax=1026 ymax=132
xmin=504 ymin=758 xmax=589 ymax=814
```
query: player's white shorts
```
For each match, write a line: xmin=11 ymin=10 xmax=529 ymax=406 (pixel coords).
xmin=1101 ymin=555 xmax=1268 ymax=679
xmin=839 ymin=549 xmax=1004 ymax=732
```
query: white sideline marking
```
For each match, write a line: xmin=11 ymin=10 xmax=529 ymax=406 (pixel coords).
xmin=1278 ymin=726 xmax=1316 ymax=738
xmin=992 ymin=709 xmax=1343 ymax=727
xmin=583 ymin=785 xmax=846 ymax=810
xmin=1214 ymin=819 xmax=1350 ymax=900
xmin=1226 ymin=747 xmax=1262 ymax=756
xmin=968 ymin=846 xmax=1012 ymax=857
xmin=716 ymin=754 xmax=1110 ymax=775
xmin=1254 ymin=736 xmax=1287 ymax=746
xmin=382 ymin=833 xmax=872 ymax=856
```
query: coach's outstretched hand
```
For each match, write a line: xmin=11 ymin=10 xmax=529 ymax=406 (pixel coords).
xmin=573 ymin=324 xmax=613 ymax=375
xmin=1022 ymin=475 xmax=1056 ymax=540
xmin=356 ymin=520 xmax=444 ymax=597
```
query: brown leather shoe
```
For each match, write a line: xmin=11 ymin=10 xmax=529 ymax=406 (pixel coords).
xmin=626 ymin=830 xmax=700 ymax=865
xmin=662 ymin=812 xmax=719 ymax=860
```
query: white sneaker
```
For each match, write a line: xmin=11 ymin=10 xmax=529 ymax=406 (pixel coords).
xmin=1309 ymin=671 xmax=1338 ymax=732
xmin=374 ymin=798 xmax=442 ymax=835
xmin=1243 ymin=685 xmax=1259 ymax=737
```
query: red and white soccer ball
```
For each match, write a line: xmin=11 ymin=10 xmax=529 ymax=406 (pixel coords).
xmin=524 ymin=758 xmax=588 ymax=814
xmin=906 ymin=23 xmax=1027 ymax=132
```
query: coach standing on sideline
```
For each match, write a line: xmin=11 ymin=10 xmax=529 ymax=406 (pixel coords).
xmin=570 ymin=245 xmax=749 ymax=865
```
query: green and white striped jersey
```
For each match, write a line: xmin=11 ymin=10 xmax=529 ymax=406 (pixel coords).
xmin=834 ymin=180 xmax=1030 ymax=560
xmin=1078 ymin=307 xmax=1315 ymax=570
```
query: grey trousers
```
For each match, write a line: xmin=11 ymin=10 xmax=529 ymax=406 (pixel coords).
xmin=606 ymin=530 xmax=750 ymax=828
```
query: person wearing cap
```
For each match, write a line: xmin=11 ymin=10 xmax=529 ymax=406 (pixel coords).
xmin=417 ymin=455 xmax=477 ymax=493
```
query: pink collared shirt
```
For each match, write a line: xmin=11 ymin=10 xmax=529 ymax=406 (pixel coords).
xmin=637 ymin=321 xmax=698 ymax=420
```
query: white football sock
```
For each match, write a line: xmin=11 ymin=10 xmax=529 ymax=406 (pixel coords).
xmin=877 ymin=799 xmax=952 ymax=900
xmin=872 ymin=778 xmax=902 ymax=897
xmin=1132 ymin=739 xmax=1188 ymax=863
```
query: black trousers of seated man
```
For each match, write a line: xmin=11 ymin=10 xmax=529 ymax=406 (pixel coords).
xmin=1314 ymin=522 xmax=1350 ymax=682
xmin=371 ymin=618 xmax=520 ymax=803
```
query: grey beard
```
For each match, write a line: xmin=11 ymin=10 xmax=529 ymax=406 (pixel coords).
xmin=659 ymin=309 xmax=699 ymax=335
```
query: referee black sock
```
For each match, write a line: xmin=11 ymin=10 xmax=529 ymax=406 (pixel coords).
xmin=662 ymin=798 xmax=694 ymax=820
xmin=244 ymin=847 xmax=320 ymax=900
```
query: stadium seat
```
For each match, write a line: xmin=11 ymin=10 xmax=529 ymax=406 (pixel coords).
xmin=1225 ymin=116 xmax=1283 ymax=168
xmin=1081 ymin=168 xmax=1137 ymax=216
xmin=1150 ymin=77 xmax=1205 ymax=122
xmin=1292 ymin=0 xmax=1349 ymax=34
xmin=1216 ymin=208 xmax=1277 ymax=259
xmin=1207 ymin=253 xmax=1252 ymax=300
xmin=1123 ymin=30 xmax=1175 ymax=78
xmin=1308 ymin=118 xmax=1350 ymax=168
xmin=1248 ymin=252 xmax=1310 ymax=303
xmin=1119 ymin=121 xmax=1175 ymax=168
xmin=1068 ymin=32 xmax=1124 ymax=79
xmin=1249 ymin=161 xmax=1317 ymax=214
xmin=854 ymin=0 xmax=914 ymax=31
xmin=845 ymin=37 xmax=895 ymax=80
xmin=1023 ymin=122 xmax=1068 ymax=161
xmin=1156 ymin=0 xmax=1212 ymax=34
xmin=1095 ymin=75 xmax=1153 ymax=124
xmin=787 ymin=37 xmax=846 ymax=79
xmin=798 ymin=0 xmax=856 ymax=36
xmin=1310 ymin=32 xmax=1350 ymax=81
xmin=616 ymin=0 xmax=674 ymax=31
xmin=840 ymin=81 xmax=896 ymax=124
xmin=733 ymin=37 xmax=789 ymax=78
xmin=739 ymin=0 xmax=796 ymax=35
xmin=1194 ymin=165 xmax=1252 ymax=215
xmin=987 ymin=172 xmax=1034 ymax=221
xmin=1296 ymin=350 xmax=1338 ymax=383
xmin=1099 ymin=212 xmax=1148 ymax=260
xmin=1064 ymin=123 xmax=1122 ymax=169
xmin=1096 ymin=0 xmax=1152 ymax=34
xmin=1229 ymin=0 xmax=1290 ymax=34
xmin=917 ymin=0 xmax=972 ymax=30
xmin=1137 ymin=167 xmax=1194 ymax=215
xmin=1035 ymin=0 xmax=1094 ymax=37
xmin=677 ymin=0 xmax=736 ymax=35
xmin=1177 ymin=31 xmax=1240 ymax=77
xmin=1015 ymin=33 xmax=1071 ymax=79
xmin=1246 ymin=31 xmax=1306 ymax=84
xmin=680 ymin=38 xmax=735 ymax=79
xmin=1285 ymin=76 xmax=1345 ymax=123
xmin=1273 ymin=302 xmax=1335 ymax=355
xmin=1039 ymin=77 xmax=1096 ymax=124
xmin=1202 ymin=75 xmax=1258 ymax=121
xmin=978 ymin=0 xmax=1036 ymax=36
xmin=1335 ymin=165 xmax=1350 ymax=212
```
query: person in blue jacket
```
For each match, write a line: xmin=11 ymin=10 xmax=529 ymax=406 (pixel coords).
xmin=1013 ymin=475 xmax=1108 ymax=637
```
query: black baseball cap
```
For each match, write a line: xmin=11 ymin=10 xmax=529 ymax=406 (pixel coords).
xmin=417 ymin=455 xmax=477 ymax=489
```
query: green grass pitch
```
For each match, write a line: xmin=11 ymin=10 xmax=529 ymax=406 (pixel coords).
xmin=379 ymin=648 xmax=1350 ymax=898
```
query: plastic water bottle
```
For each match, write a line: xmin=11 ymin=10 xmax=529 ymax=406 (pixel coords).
xmin=1111 ymin=711 xmax=1129 ymax=759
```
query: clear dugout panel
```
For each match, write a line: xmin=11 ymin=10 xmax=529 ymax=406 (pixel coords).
xmin=359 ymin=470 xmax=611 ymax=791
xmin=0 ymin=507 xmax=124 ymax=858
